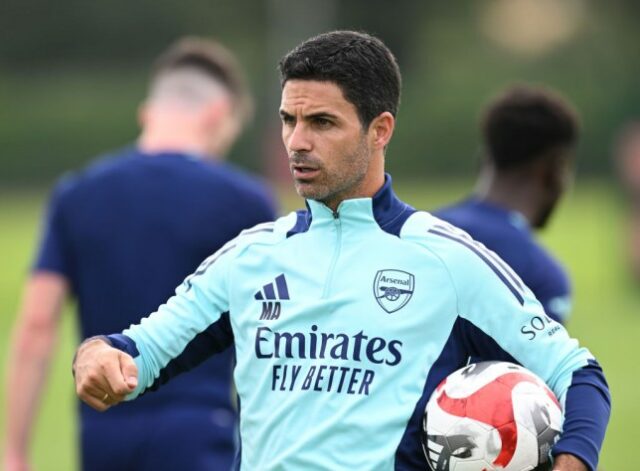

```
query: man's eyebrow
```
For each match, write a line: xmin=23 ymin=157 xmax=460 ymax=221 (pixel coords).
xmin=306 ymin=111 xmax=339 ymax=120
xmin=279 ymin=109 xmax=339 ymax=120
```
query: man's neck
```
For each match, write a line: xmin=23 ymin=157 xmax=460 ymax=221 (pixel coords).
xmin=137 ymin=131 xmax=214 ymax=159
xmin=323 ymin=171 xmax=386 ymax=212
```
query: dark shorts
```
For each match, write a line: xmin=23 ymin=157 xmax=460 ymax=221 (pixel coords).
xmin=81 ymin=407 xmax=236 ymax=471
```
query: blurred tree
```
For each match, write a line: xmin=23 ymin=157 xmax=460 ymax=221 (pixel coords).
xmin=1 ymin=0 xmax=640 ymax=184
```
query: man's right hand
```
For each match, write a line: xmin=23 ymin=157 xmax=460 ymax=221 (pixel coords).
xmin=73 ymin=337 xmax=138 ymax=411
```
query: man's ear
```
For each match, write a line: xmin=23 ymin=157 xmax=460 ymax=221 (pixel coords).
xmin=527 ymin=152 xmax=555 ymax=190
xmin=368 ymin=112 xmax=395 ymax=150
xmin=540 ymin=160 xmax=557 ymax=190
xmin=539 ymin=150 xmax=571 ymax=192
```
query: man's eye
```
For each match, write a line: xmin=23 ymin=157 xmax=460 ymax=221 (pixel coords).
xmin=281 ymin=115 xmax=295 ymax=125
xmin=313 ymin=118 xmax=332 ymax=128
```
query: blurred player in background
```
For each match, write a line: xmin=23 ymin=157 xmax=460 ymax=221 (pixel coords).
xmin=4 ymin=37 xmax=277 ymax=471
xmin=613 ymin=122 xmax=640 ymax=280
xmin=436 ymin=85 xmax=579 ymax=324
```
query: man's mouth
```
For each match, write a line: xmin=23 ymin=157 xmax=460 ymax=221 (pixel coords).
xmin=291 ymin=164 xmax=320 ymax=179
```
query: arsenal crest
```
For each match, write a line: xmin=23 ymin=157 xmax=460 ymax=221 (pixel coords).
xmin=373 ymin=270 xmax=415 ymax=313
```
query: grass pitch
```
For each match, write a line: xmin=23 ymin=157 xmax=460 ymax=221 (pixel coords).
xmin=0 ymin=180 xmax=636 ymax=470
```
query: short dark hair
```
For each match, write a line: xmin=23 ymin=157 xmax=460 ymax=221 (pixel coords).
xmin=278 ymin=30 xmax=401 ymax=128
xmin=152 ymin=36 xmax=253 ymax=124
xmin=481 ymin=85 xmax=579 ymax=170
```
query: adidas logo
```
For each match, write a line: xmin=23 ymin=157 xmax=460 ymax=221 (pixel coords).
xmin=255 ymin=274 xmax=290 ymax=320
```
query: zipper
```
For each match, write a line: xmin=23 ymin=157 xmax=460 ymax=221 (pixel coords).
xmin=322 ymin=210 xmax=342 ymax=298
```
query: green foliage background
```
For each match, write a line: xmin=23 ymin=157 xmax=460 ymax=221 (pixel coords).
xmin=2 ymin=1 xmax=640 ymax=184
xmin=0 ymin=181 xmax=637 ymax=470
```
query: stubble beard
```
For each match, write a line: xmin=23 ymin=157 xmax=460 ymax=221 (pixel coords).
xmin=293 ymin=136 xmax=370 ymax=208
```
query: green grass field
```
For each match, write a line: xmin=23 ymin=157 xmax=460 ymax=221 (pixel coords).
xmin=1 ymin=180 xmax=637 ymax=470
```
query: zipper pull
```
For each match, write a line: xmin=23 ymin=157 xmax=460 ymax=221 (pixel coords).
xmin=332 ymin=210 xmax=339 ymax=219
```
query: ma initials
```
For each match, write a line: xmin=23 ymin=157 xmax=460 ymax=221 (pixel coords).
xmin=260 ymin=301 xmax=281 ymax=320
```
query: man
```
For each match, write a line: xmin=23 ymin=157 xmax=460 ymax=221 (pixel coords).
xmin=72 ymin=31 xmax=610 ymax=470
xmin=435 ymin=85 xmax=578 ymax=324
xmin=4 ymin=37 xmax=277 ymax=471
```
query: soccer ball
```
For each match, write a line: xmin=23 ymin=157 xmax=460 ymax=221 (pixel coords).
xmin=422 ymin=361 xmax=563 ymax=471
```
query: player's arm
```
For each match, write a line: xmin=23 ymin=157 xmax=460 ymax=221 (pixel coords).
xmin=429 ymin=223 xmax=610 ymax=471
xmin=3 ymin=273 xmax=67 ymax=471
xmin=457 ymin=260 xmax=609 ymax=471
xmin=73 ymin=240 xmax=237 ymax=407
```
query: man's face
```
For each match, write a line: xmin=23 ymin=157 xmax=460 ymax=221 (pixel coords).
xmin=535 ymin=149 xmax=574 ymax=229
xmin=280 ymin=80 xmax=373 ymax=209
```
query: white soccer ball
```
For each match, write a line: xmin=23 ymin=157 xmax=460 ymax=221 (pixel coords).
xmin=422 ymin=361 xmax=563 ymax=471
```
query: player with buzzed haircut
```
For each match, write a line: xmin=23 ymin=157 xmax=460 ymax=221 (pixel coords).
xmin=4 ymin=37 xmax=276 ymax=471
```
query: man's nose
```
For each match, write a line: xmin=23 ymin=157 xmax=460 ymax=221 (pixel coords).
xmin=287 ymin=123 xmax=312 ymax=153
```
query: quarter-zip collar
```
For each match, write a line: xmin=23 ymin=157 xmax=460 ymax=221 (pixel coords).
xmin=302 ymin=174 xmax=415 ymax=236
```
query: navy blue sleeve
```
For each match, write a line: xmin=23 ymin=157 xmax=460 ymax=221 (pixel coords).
xmin=32 ymin=179 xmax=73 ymax=277
xmin=106 ymin=312 xmax=234 ymax=394
xmin=104 ymin=333 xmax=140 ymax=358
xmin=552 ymin=361 xmax=611 ymax=471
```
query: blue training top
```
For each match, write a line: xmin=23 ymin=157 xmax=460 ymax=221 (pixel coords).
xmin=34 ymin=147 xmax=277 ymax=419
xmin=435 ymin=198 xmax=572 ymax=323
xmin=107 ymin=175 xmax=609 ymax=471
